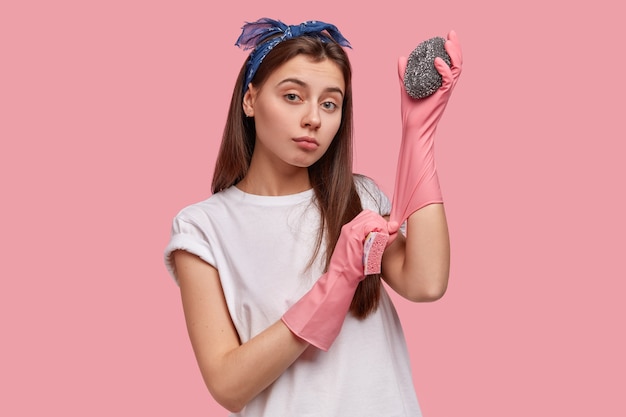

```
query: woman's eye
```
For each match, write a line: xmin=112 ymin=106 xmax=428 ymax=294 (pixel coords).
xmin=322 ymin=101 xmax=338 ymax=111
xmin=285 ymin=93 xmax=300 ymax=102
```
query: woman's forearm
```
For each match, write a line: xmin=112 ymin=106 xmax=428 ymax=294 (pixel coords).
xmin=200 ymin=321 xmax=309 ymax=413
xmin=175 ymin=250 xmax=309 ymax=413
xmin=383 ymin=203 xmax=450 ymax=301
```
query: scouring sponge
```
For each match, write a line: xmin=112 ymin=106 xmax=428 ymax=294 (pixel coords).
xmin=403 ymin=36 xmax=451 ymax=99
xmin=363 ymin=231 xmax=389 ymax=275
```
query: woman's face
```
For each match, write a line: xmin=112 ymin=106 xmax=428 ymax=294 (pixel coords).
xmin=243 ymin=54 xmax=345 ymax=170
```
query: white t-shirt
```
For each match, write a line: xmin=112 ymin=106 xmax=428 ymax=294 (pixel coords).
xmin=164 ymin=175 xmax=422 ymax=417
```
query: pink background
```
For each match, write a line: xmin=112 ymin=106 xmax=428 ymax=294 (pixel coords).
xmin=2 ymin=0 xmax=624 ymax=415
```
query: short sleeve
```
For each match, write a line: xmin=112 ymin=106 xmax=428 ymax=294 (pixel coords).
xmin=354 ymin=174 xmax=407 ymax=235
xmin=163 ymin=213 xmax=217 ymax=285
xmin=354 ymin=174 xmax=392 ymax=216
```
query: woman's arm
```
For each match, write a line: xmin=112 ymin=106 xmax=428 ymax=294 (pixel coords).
xmin=381 ymin=204 xmax=450 ymax=302
xmin=381 ymin=32 xmax=461 ymax=301
xmin=173 ymin=210 xmax=388 ymax=410
xmin=173 ymin=249 xmax=309 ymax=413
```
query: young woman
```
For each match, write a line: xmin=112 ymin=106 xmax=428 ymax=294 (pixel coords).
xmin=164 ymin=17 xmax=462 ymax=416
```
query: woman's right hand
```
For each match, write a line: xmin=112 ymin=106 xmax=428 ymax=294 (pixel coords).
xmin=282 ymin=209 xmax=395 ymax=351
xmin=328 ymin=209 xmax=394 ymax=283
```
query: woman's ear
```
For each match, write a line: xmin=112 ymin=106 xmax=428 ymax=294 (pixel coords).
xmin=242 ymin=84 xmax=256 ymax=117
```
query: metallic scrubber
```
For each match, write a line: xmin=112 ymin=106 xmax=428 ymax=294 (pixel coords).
xmin=403 ymin=37 xmax=451 ymax=99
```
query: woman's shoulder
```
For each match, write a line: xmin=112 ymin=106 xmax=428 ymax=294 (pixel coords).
xmin=353 ymin=174 xmax=391 ymax=216
xmin=353 ymin=173 xmax=385 ymax=198
xmin=173 ymin=187 xmax=237 ymax=223
xmin=353 ymin=173 xmax=380 ymax=190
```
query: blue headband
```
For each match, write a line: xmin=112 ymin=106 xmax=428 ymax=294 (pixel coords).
xmin=235 ymin=18 xmax=352 ymax=96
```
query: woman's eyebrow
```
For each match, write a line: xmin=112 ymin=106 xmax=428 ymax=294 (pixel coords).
xmin=277 ymin=77 xmax=306 ymax=88
xmin=277 ymin=78 xmax=344 ymax=98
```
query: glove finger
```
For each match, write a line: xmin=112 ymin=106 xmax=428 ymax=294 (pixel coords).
xmin=397 ymin=56 xmax=408 ymax=83
xmin=359 ymin=210 xmax=390 ymax=238
xmin=387 ymin=221 xmax=399 ymax=235
xmin=349 ymin=210 xmax=381 ymax=235
xmin=397 ymin=56 xmax=413 ymax=108
xmin=385 ymin=221 xmax=400 ymax=247
xmin=434 ymin=57 xmax=454 ymax=89
xmin=445 ymin=31 xmax=463 ymax=72
xmin=360 ymin=210 xmax=386 ymax=230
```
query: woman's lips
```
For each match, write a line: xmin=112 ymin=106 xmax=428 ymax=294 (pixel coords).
xmin=293 ymin=137 xmax=319 ymax=151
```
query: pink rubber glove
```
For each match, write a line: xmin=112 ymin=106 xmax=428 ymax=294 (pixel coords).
xmin=282 ymin=210 xmax=392 ymax=351
xmin=390 ymin=30 xmax=463 ymax=225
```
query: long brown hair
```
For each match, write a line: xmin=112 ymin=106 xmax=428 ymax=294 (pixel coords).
xmin=212 ymin=35 xmax=380 ymax=318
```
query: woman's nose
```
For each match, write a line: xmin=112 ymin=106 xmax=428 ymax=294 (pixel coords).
xmin=301 ymin=104 xmax=321 ymax=129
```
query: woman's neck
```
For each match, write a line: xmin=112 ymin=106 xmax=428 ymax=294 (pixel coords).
xmin=237 ymin=162 xmax=312 ymax=196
